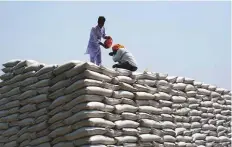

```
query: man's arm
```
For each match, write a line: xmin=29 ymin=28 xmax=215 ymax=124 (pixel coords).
xmin=99 ymin=42 xmax=106 ymax=47
xmin=109 ymin=50 xmax=117 ymax=56
xmin=113 ymin=50 xmax=123 ymax=62
xmin=90 ymin=27 xmax=107 ymax=48
xmin=90 ymin=27 xmax=100 ymax=44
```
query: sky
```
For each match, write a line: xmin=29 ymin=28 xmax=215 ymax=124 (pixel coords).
xmin=0 ymin=1 xmax=231 ymax=90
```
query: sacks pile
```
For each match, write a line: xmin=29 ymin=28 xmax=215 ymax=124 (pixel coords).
xmin=0 ymin=60 xmax=56 ymax=147
xmin=0 ymin=59 xmax=231 ymax=147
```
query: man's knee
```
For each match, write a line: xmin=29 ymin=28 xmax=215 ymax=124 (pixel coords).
xmin=112 ymin=64 xmax=119 ymax=68
xmin=131 ymin=66 xmax=137 ymax=71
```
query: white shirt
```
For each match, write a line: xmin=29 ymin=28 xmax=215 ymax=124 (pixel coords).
xmin=113 ymin=49 xmax=137 ymax=67
xmin=86 ymin=25 xmax=106 ymax=56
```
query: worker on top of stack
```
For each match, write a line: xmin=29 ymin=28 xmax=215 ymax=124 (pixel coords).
xmin=85 ymin=16 xmax=111 ymax=66
xmin=109 ymin=44 xmax=138 ymax=72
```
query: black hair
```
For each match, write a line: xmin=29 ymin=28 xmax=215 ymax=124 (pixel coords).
xmin=98 ymin=16 xmax=106 ymax=23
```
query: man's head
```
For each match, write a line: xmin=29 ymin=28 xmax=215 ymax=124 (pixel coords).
xmin=98 ymin=16 xmax=106 ymax=28
xmin=112 ymin=44 xmax=125 ymax=51
xmin=111 ymin=44 xmax=125 ymax=54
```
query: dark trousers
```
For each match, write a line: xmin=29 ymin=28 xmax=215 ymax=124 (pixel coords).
xmin=114 ymin=61 xmax=137 ymax=71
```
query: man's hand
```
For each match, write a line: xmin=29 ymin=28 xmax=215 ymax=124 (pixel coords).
xmin=99 ymin=42 xmax=107 ymax=49
xmin=104 ymin=36 xmax=111 ymax=40
xmin=109 ymin=52 xmax=114 ymax=56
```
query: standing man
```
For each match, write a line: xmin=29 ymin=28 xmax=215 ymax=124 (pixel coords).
xmin=85 ymin=16 xmax=111 ymax=66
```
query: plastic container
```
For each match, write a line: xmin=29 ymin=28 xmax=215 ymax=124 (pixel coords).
xmin=104 ymin=37 xmax=113 ymax=49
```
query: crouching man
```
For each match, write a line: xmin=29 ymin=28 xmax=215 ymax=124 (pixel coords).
xmin=109 ymin=44 xmax=138 ymax=71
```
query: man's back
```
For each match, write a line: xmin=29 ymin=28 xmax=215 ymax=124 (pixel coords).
xmin=113 ymin=49 xmax=137 ymax=67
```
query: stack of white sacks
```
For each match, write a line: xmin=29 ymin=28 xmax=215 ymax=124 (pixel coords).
xmin=0 ymin=59 xmax=231 ymax=147
xmin=0 ymin=60 xmax=56 ymax=147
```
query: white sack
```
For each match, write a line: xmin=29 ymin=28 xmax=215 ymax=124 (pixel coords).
xmin=28 ymin=121 xmax=48 ymax=132
xmin=132 ymin=72 xmax=157 ymax=80
xmin=186 ymin=91 xmax=197 ymax=97
xmin=104 ymin=113 xmax=122 ymax=121
xmin=65 ymin=62 xmax=100 ymax=78
xmin=64 ymin=110 xmax=106 ymax=125
xmin=192 ymin=133 xmax=206 ymax=141
xmin=65 ymin=127 xmax=107 ymax=141
xmin=0 ymin=73 xmax=14 ymax=81
xmin=72 ymin=102 xmax=114 ymax=113
xmin=29 ymin=136 xmax=50 ymax=146
xmin=140 ymin=119 xmax=161 ymax=129
xmin=122 ymin=128 xmax=138 ymax=136
xmin=139 ymin=134 xmax=162 ymax=142
xmin=185 ymin=84 xmax=196 ymax=91
xmin=49 ymin=79 xmax=71 ymax=92
xmin=121 ymin=112 xmax=138 ymax=121
xmin=19 ymin=90 xmax=37 ymax=100
xmin=38 ymin=71 xmax=54 ymax=80
xmin=173 ymin=83 xmax=186 ymax=91
xmin=155 ymin=92 xmax=171 ymax=100
xmin=53 ymin=61 xmax=81 ymax=76
xmin=159 ymin=100 xmax=172 ymax=107
xmin=63 ymin=95 xmax=104 ymax=110
xmin=113 ymin=91 xmax=134 ymax=99
xmin=3 ymin=59 xmax=22 ymax=67
xmin=115 ymin=104 xmax=138 ymax=113
xmin=135 ymin=92 xmax=154 ymax=100
xmin=119 ymin=82 xmax=137 ymax=92
xmin=121 ymin=98 xmax=136 ymax=106
xmin=139 ymin=106 xmax=161 ymax=114
xmin=112 ymin=76 xmax=134 ymax=84
xmin=171 ymin=96 xmax=186 ymax=103
xmin=72 ymin=118 xmax=115 ymax=130
xmin=137 ymin=79 xmax=156 ymax=86
xmin=163 ymin=135 xmax=176 ymax=143
xmin=176 ymin=77 xmax=185 ymax=83
xmin=29 ymin=94 xmax=48 ymax=104
xmin=197 ymin=88 xmax=211 ymax=96
xmin=115 ymin=136 xmax=138 ymax=144
xmin=162 ymin=121 xmax=176 ymax=129
xmin=48 ymin=111 xmax=72 ymax=124
xmin=103 ymin=97 xmax=122 ymax=105
xmin=73 ymin=135 xmax=116 ymax=146
xmin=114 ymin=120 xmax=139 ymax=129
